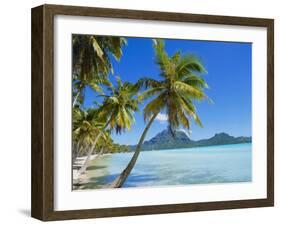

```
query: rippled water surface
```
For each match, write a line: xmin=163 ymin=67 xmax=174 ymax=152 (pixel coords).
xmin=80 ymin=143 xmax=252 ymax=189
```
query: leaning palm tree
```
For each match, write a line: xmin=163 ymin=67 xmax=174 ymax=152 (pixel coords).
xmin=77 ymin=77 xmax=140 ymax=175
xmin=109 ymin=39 xmax=210 ymax=188
xmin=72 ymin=107 xmax=95 ymax=159
xmin=93 ymin=130 xmax=112 ymax=157
xmin=72 ymin=35 xmax=127 ymax=107
xmin=72 ymin=107 xmax=108 ymax=173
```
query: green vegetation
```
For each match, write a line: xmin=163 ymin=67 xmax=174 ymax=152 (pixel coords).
xmin=72 ymin=35 xmax=126 ymax=107
xmin=73 ymin=76 xmax=139 ymax=175
xmin=128 ymin=129 xmax=252 ymax=151
xmin=72 ymin=35 xmax=136 ymax=175
xmin=72 ymin=36 xmax=209 ymax=188
xmin=109 ymin=39 xmax=209 ymax=188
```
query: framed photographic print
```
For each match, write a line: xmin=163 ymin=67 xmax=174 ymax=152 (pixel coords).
xmin=31 ymin=4 xmax=274 ymax=221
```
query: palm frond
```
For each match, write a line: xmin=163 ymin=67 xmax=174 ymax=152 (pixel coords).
xmin=138 ymin=87 xmax=164 ymax=101
xmin=177 ymin=95 xmax=203 ymax=127
xmin=143 ymin=93 xmax=166 ymax=121
xmin=183 ymin=74 xmax=209 ymax=89
xmin=136 ymin=77 xmax=164 ymax=89
xmin=177 ymin=109 xmax=190 ymax=129
xmin=174 ymin=81 xmax=206 ymax=100
xmin=152 ymin=39 xmax=170 ymax=75
xmin=176 ymin=54 xmax=207 ymax=79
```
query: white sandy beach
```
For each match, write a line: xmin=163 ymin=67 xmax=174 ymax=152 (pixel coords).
xmin=73 ymin=153 xmax=111 ymax=181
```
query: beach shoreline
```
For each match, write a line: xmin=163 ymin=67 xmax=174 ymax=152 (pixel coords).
xmin=73 ymin=153 xmax=111 ymax=181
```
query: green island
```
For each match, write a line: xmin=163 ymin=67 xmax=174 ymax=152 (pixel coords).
xmin=128 ymin=130 xmax=251 ymax=151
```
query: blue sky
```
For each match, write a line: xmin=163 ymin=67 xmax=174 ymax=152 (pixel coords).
xmin=82 ymin=37 xmax=252 ymax=145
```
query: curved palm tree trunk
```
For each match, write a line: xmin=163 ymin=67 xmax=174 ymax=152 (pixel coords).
xmin=98 ymin=147 xmax=105 ymax=156
xmin=72 ymin=90 xmax=81 ymax=107
xmin=109 ymin=112 xmax=158 ymax=188
xmin=72 ymin=141 xmax=83 ymax=164
xmin=76 ymin=118 xmax=111 ymax=176
xmin=72 ymin=140 xmax=79 ymax=161
xmin=77 ymin=132 xmax=102 ymax=175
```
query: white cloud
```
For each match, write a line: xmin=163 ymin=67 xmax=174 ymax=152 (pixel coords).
xmin=156 ymin=113 xmax=168 ymax=123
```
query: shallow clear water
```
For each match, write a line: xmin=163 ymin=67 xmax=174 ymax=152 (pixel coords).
xmin=80 ymin=143 xmax=252 ymax=189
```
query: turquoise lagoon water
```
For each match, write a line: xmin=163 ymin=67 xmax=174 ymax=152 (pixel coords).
xmin=81 ymin=143 xmax=252 ymax=189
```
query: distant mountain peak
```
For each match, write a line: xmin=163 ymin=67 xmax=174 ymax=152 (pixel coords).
xmin=213 ymin=132 xmax=234 ymax=138
xmin=214 ymin=132 xmax=228 ymax=136
xmin=144 ymin=128 xmax=191 ymax=146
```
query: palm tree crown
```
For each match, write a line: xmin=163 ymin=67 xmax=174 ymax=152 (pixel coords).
xmin=72 ymin=35 xmax=127 ymax=106
xmin=98 ymin=77 xmax=140 ymax=134
xmin=139 ymin=39 xmax=209 ymax=133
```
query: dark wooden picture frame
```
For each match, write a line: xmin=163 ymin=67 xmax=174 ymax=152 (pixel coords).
xmin=31 ymin=4 xmax=274 ymax=221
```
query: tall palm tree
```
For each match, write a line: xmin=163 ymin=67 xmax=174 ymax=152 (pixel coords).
xmin=77 ymin=77 xmax=140 ymax=175
xmin=72 ymin=35 xmax=127 ymax=107
xmin=109 ymin=39 xmax=210 ymax=188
